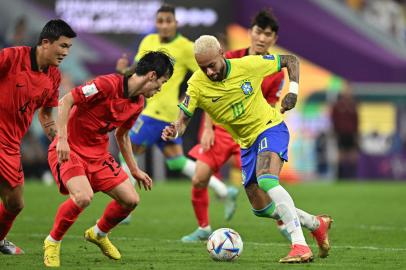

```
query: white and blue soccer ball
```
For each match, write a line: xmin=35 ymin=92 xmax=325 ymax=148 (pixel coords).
xmin=207 ymin=228 xmax=243 ymax=261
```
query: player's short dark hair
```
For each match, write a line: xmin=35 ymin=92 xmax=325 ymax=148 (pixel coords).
xmin=135 ymin=51 xmax=174 ymax=79
xmin=37 ymin=19 xmax=76 ymax=45
xmin=251 ymin=9 xmax=279 ymax=34
xmin=157 ymin=4 xmax=175 ymax=15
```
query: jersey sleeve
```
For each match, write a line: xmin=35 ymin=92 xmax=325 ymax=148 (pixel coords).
xmin=0 ymin=48 xmax=13 ymax=75
xmin=71 ymin=76 xmax=115 ymax=105
xmin=178 ymin=79 xmax=200 ymax=118
xmin=121 ymin=112 xmax=140 ymax=130
xmin=245 ymin=54 xmax=281 ymax=78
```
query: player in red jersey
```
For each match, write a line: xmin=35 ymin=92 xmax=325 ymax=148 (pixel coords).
xmin=43 ymin=51 xmax=173 ymax=267
xmin=182 ymin=12 xmax=333 ymax=259
xmin=0 ymin=19 xmax=76 ymax=255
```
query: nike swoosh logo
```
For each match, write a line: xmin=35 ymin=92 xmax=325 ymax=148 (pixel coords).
xmin=212 ymin=97 xmax=221 ymax=102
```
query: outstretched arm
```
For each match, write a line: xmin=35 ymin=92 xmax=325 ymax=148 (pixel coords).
xmin=161 ymin=110 xmax=191 ymax=141
xmin=115 ymin=126 xmax=152 ymax=190
xmin=56 ymin=92 xmax=75 ymax=163
xmin=279 ymin=54 xmax=300 ymax=114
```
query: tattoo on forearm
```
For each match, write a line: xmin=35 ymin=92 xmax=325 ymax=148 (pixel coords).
xmin=43 ymin=121 xmax=57 ymax=141
xmin=43 ymin=121 xmax=55 ymax=129
xmin=47 ymin=128 xmax=57 ymax=141
xmin=280 ymin=55 xmax=299 ymax=83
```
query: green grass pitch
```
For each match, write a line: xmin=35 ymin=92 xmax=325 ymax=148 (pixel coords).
xmin=2 ymin=180 xmax=406 ymax=269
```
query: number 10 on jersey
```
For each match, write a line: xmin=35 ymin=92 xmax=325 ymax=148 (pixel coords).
xmin=231 ymin=101 xmax=245 ymax=119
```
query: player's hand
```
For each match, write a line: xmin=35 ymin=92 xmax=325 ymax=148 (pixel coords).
xmin=56 ymin=138 xmax=70 ymax=163
xmin=201 ymin=127 xmax=215 ymax=152
xmin=131 ymin=169 xmax=153 ymax=191
xmin=116 ymin=53 xmax=129 ymax=74
xmin=280 ymin=93 xmax=298 ymax=114
xmin=161 ymin=123 xmax=177 ymax=141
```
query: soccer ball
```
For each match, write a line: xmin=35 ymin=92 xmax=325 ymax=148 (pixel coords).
xmin=207 ymin=228 xmax=243 ymax=261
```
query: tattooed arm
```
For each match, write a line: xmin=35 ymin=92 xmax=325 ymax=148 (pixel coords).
xmin=161 ymin=110 xmax=191 ymax=141
xmin=279 ymin=55 xmax=300 ymax=113
xmin=38 ymin=107 xmax=57 ymax=141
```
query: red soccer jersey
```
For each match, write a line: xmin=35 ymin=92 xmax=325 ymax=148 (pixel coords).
xmin=0 ymin=46 xmax=60 ymax=154
xmin=66 ymin=74 xmax=144 ymax=160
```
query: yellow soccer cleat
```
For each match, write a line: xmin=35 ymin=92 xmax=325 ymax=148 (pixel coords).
xmin=84 ymin=226 xmax=121 ymax=260
xmin=43 ymin=239 xmax=61 ymax=267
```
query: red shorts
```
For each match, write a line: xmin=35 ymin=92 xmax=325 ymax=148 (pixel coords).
xmin=48 ymin=147 xmax=128 ymax=195
xmin=0 ymin=149 xmax=24 ymax=188
xmin=188 ymin=126 xmax=241 ymax=173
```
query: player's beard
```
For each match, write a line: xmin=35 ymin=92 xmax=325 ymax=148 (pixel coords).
xmin=209 ymin=62 xmax=226 ymax=82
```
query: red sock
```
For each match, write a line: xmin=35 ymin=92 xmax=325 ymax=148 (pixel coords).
xmin=50 ymin=198 xmax=83 ymax=241
xmin=191 ymin=187 xmax=209 ymax=227
xmin=97 ymin=200 xmax=133 ymax=233
xmin=0 ymin=203 xmax=21 ymax=241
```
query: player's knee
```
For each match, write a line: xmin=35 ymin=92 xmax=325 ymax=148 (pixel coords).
xmin=121 ymin=196 xmax=139 ymax=210
xmin=132 ymin=144 xmax=145 ymax=155
xmin=192 ymin=175 xmax=208 ymax=188
xmin=73 ymin=193 xmax=93 ymax=208
xmin=5 ymin=200 xmax=24 ymax=214
xmin=165 ymin=156 xmax=187 ymax=171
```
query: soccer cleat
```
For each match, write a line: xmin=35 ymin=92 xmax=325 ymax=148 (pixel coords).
xmin=181 ymin=228 xmax=212 ymax=243
xmin=224 ymin=186 xmax=239 ymax=221
xmin=0 ymin=239 xmax=24 ymax=255
xmin=43 ymin=239 xmax=61 ymax=267
xmin=311 ymin=214 xmax=333 ymax=258
xmin=84 ymin=226 xmax=121 ymax=260
xmin=279 ymin=244 xmax=313 ymax=263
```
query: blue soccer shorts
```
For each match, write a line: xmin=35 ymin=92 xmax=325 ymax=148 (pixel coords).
xmin=129 ymin=114 xmax=183 ymax=151
xmin=240 ymin=122 xmax=290 ymax=187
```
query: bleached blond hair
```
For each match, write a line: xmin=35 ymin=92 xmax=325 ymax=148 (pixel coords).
xmin=194 ymin=35 xmax=221 ymax=55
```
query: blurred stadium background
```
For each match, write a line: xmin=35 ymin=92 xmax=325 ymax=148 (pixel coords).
xmin=1 ymin=0 xmax=406 ymax=183
xmin=1 ymin=0 xmax=406 ymax=269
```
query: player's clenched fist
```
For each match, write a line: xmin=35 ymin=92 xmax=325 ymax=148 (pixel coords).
xmin=280 ymin=93 xmax=297 ymax=114
xmin=161 ymin=123 xmax=178 ymax=141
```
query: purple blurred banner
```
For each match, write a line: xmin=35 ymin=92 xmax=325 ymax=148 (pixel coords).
xmin=358 ymin=153 xmax=406 ymax=180
xmin=235 ymin=0 xmax=406 ymax=83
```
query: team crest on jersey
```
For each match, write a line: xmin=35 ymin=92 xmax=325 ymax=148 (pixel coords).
xmin=263 ymin=55 xmax=275 ymax=60
xmin=240 ymin=80 xmax=253 ymax=96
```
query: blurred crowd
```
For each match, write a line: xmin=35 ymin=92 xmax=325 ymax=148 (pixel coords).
xmin=342 ymin=0 xmax=406 ymax=44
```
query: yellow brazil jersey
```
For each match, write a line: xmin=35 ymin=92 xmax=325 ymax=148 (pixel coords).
xmin=135 ymin=33 xmax=198 ymax=122
xmin=179 ymin=55 xmax=283 ymax=148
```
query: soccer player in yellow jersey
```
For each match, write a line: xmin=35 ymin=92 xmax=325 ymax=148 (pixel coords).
xmin=162 ymin=35 xmax=333 ymax=263
xmin=115 ymin=5 xmax=236 ymax=223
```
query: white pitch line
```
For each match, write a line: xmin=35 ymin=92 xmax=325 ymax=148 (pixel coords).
xmin=10 ymin=233 xmax=406 ymax=252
